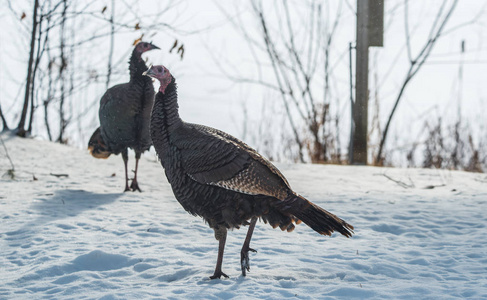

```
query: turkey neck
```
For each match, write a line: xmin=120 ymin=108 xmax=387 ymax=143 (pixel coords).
xmin=151 ymin=79 xmax=182 ymax=138
xmin=129 ymin=50 xmax=151 ymax=85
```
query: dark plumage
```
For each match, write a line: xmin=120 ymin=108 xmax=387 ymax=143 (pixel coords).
xmin=88 ymin=41 xmax=159 ymax=192
xmin=145 ymin=65 xmax=354 ymax=279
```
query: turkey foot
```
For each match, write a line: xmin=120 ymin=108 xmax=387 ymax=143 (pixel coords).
xmin=241 ymin=247 xmax=257 ymax=276
xmin=130 ymin=179 xmax=142 ymax=192
xmin=210 ymin=227 xmax=228 ymax=279
xmin=130 ymin=157 xmax=142 ymax=192
xmin=241 ymin=217 xmax=258 ymax=276
xmin=210 ymin=271 xmax=229 ymax=280
xmin=122 ymin=150 xmax=131 ymax=192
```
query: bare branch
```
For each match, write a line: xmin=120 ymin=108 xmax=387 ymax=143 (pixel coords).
xmin=404 ymin=0 xmax=413 ymax=62
xmin=213 ymin=0 xmax=348 ymax=163
xmin=0 ymin=134 xmax=15 ymax=174
xmin=252 ymin=0 xmax=304 ymax=162
xmin=0 ymin=101 xmax=9 ymax=131
xmin=105 ymin=0 xmax=115 ymax=90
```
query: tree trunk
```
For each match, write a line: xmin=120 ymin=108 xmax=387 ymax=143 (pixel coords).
xmin=57 ymin=0 xmax=68 ymax=143
xmin=28 ymin=13 xmax=45 ymax=134
xmin=17 ymin=0 xmax=39 ymax=137
xmin=106 ymin=0 xmax=115 ymax=90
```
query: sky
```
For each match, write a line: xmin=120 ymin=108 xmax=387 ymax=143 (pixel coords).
xmin=1 ymin=0 xmax=486 ymax=164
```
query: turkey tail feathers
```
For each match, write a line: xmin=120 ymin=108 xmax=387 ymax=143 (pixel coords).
xmin=280 ymin=194 xmax=354 ymax=238
xmin=88 ymin=127 xmax=112 ymax=159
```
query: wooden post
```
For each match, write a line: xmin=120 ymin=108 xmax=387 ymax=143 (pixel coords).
xmin=352 ymin=0 xmax=369 ymax=165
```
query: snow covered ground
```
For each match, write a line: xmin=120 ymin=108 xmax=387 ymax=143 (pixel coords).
xmin=1 ymin=132 xmax=486 ymax=299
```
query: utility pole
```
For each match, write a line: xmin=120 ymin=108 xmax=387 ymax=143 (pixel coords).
xmin=352 ymin=0 xmax=369 ymax=164
xmin=351 ymin=0 xmax=383 ymax=165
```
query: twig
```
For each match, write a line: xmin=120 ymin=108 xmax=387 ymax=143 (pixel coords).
xmin=423 ymin=184 xmax=446 ymax=189
xmin=253 ymin=1 xmax=304 ymax=162
xmin=50 ymin=173 xmax=69 ymax=178
xmin=404 ymin=0 xmax=412 ymax=62
xmin=0 ymin=135 xmax=15 ymax=171
xmin=474 ymin=177 xmax=487 ymax=184
xmin=0 ymin=99 xmax=9 ymax=131
xmin=379 ymin=173 xmax=415 ymax=189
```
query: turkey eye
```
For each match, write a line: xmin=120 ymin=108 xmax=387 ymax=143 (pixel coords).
xmin=144 ymin=43 xmax=148 ymax=48
xmin=158 ymin=67 xmax=163 ymax=73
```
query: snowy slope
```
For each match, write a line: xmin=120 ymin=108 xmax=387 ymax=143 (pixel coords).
xmin=1 ymin=132 xmax=486 ymax=299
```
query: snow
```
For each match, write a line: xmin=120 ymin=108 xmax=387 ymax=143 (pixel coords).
xmin=1 ymin=132 xmax=487 ymax=299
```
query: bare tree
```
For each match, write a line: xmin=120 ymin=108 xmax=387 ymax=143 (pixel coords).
xmin=6 ymin=0 xmax=190 ymax=144
xmin=215 ymin=0 xmax=346 ymax=163
xmin=216 ymin=0 xmax=484 ymax=170
xmin=375 ymin=0 xmax=458 ymax=164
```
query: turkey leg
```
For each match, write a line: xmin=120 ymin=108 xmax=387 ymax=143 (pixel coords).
xmin=122 ymin=149 xmax=130 ymax=192
xmin=241 ymin=217 xmax=258 ymax=276
xmin=210 ymin=227 xmax=229 ymax=279
xmin=130 ymin=152 xmax=142 ymax=192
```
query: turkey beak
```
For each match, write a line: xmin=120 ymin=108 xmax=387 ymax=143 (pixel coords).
xmin=150 ymin=43 xmax=160 ymax=50
xmin=143 ymin=65 xmax=155 ymax=77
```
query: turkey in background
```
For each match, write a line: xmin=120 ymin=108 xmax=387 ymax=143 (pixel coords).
xmin=88 ymin=41 xmax=159 ymax=192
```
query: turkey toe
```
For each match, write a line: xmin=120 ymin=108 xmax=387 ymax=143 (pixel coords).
xmin=130 ymin=180 xmax=142 ymax=192
xmin=210 ymin=271 xmax=229 ymax=280
xmin=241 ymin=248 xmax=257 ymax=276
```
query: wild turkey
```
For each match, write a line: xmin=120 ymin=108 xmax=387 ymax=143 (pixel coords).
xmin=144 ymin=65 xmax=354 ymax=279
xmin=88 ymin=41 xmax=159 ymax=192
